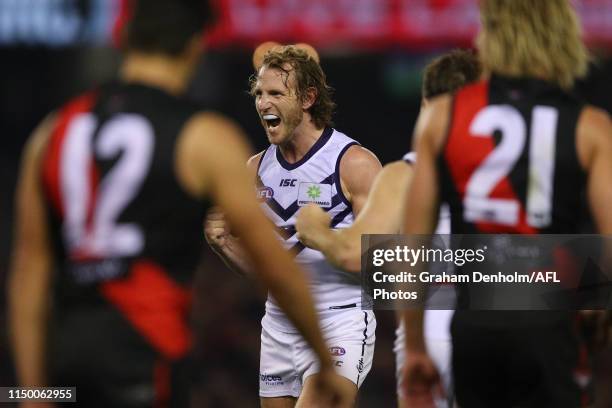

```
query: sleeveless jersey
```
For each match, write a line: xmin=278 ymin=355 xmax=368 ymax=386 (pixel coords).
xmin=438 ymin=75 xmax=586 ymax=327
xmin=41 ymin=82 xmax=209 ymax=359
xmin=257 ymin=127 xmax=362 ymax=330
xmin=439 ymin=75 xmax=586 ymax=234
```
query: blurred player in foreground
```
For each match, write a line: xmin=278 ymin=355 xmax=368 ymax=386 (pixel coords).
xmin=402 ymin=0 xmax=612 ymax=407
xmin=296 ymin=50 xmax=481 ymax=408
xmin=8 ymin=1 xmax=351 ymax=407
xmin=205 ymin=44 xmax=381 ymax=407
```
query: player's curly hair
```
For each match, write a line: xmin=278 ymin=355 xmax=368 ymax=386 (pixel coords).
xmin=250 ymin=46 xmax=336 ymax=129
xmin=477 ymin=0 xmax=588 ymax=90
xmin=422 ymin=49 xmax=482 ymax=98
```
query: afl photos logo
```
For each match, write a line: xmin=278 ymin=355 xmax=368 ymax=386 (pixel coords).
xmin=257 ymin=186 xmax=274 ymax=200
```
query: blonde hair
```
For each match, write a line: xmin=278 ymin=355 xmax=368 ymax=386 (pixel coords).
xmin=249 ymin=45 xmax=335 ymax=129
xmin=477 ymin=0 xmax=588 ymax=90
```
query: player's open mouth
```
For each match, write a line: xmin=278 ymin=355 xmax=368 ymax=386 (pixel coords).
xmin=263 ymin=114 xmax=281 ymax=130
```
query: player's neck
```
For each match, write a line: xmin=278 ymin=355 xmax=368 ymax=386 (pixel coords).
xmin=278 ymin=119 xmax=324 ymax=163
xmin=120 ymin=52 xmax=192 ymax=95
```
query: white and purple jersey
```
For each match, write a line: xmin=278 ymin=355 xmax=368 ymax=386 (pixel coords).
xmin=257 ymin=127 xmax=363 ymax=331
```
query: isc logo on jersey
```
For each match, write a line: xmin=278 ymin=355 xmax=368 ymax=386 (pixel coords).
xmin=297 ymin=182 xmax=332 ymax=207
xmin=279 ymin=178 xmax=297 ymax=187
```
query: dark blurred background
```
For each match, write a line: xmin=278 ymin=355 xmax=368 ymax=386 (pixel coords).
xmin=1 ymin=0 xmax=611 ymax=406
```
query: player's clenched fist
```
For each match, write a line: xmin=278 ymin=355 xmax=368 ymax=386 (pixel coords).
xmin=400 ymin=351 xmax=442 ymax=408
xmin=296 ymin=204 xmax=331 ymax=250
xmin=204 ymin=207 xmax=230 ymax=249
xmin=310 ymin=367 xmax=355 ymax=408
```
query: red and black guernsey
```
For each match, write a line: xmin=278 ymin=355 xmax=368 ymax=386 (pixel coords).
xmin=438 ymin=74 xmax=586 ymax=234
xmin=41 ymin=82 xmax=209 ymax=362
xmin=442 ymin=76 xmax=593 ymax=406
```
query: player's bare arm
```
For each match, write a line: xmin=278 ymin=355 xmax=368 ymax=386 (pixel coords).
xmin=401 ymin=95 xmax=451 ymax=406
xmin=404 ymin=95 xmax=451 ymax=235
xmin=576 ymin=106 xmax=612 ymax=339
xmin=576 ymin=106 xmax=612 ymax=234
xmin=177 ymin=112 xmax=352 ymax=405
xmin=203 ymin=151 xmax=266 ymax=276
xmin=297 ymin=161 xmax=414 ymax=272
xmin=338 ymin=145 xmax=382 ymax=216
xmin=295 ymin=145 xmax=380 ymax=271
xmin=8 ymin=114 xmax=56 ymax=390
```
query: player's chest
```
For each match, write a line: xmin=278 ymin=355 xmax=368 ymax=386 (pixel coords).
xmin=257 ymin=167 xmax=337 ymax=210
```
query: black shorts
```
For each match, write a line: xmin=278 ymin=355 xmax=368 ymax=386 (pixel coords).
xmin=451 ymin=311 xmax=580 ymax=408
xmin=49 ymin=308 xmax=192 ymax=408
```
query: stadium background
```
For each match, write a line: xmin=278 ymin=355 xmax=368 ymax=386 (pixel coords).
xmin=0 ymin=0 xmax=611 ymax=405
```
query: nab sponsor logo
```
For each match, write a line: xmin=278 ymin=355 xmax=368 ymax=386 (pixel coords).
xmin=257 ymin=186 xmax=274 ymax=200
xmin=329 ymin=346 xmax=346 ymax=356
xmin=279 ymin=178 xmax=298 ymax=187
xmin=356 ymin=358 xmax=364 ymax=374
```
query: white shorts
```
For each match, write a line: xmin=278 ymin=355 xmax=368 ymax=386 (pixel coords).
xmin=394 ymin=312 xmax=453 ymax=407
xmin=259 ymin=309 xmax=376 ymax=398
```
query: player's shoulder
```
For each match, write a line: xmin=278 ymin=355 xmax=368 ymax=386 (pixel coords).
xmin=576 ymin=105 xmax=612 ymax=169
xmin=577 ymin=105 xmax=612 ymax=145
xmin=182 ymin=111 xmax=245 ymax=143
xmin=175 ymin=111 xmax=251 ymax=197
xmin=25 ymin=112 xmax=58 ymax=161
xmin=337 ymin=145 xmax=382 ymax=199
xmin=414 ymin=93 xmax=453 ymax=153
xmin=340 ymin=144 xmax=381 ymax=171
xmin=384 ymin=159 xmax=412 ymax=174
xmin=370 ymin=160 xmax=414 ymax=193
xmin=329 ymin=128 xmax=376 ymax=160
xmin=177 ymin=111 xmax=250 ymax=168
xmin=417 ymin=92 xmax=453 ymax=135
xmin=52 ymin=88 xmax=100 ymax=118
xmin=424 ymin=92 xmax=453 ymax=115
xmin=579 ymin=105 xmax=612 ymax=130
xmin=247 ymin=150 xmax=266 ymax=171
xmin=327 ymin=127 xmax=353 ymax=142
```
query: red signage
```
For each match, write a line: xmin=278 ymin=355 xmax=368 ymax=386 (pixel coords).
xmin=205 ymin=0 xmax=612 ymax=49
xmin=112 ymin=0 xmax=612 ymax=50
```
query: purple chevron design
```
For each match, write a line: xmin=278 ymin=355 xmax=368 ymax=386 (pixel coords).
xmin=330 ymin=207 xmax=353 ymax=228
xmin=263 ymin=174 xmax=341 ymax=222
xmin=289 ymin=240 xmax=306 ymax=255
xmin=277 ymin=225 xmax=296 ymax=240
xmin=283 ymin=204 xmax=353 ymax=257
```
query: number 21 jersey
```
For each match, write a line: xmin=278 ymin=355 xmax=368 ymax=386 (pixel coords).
xmin=439 ymin=75 xmax=586 ymax=234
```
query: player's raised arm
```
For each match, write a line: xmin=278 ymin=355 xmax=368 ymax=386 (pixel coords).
xmin=177 ymin=111 xmax=351 ymax=405
xmin=8 ymin=114 xmax=56 ymax=389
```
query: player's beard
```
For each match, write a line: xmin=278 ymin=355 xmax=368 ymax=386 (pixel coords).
xmin=269 ymin=104 xmax=303 ymax=146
